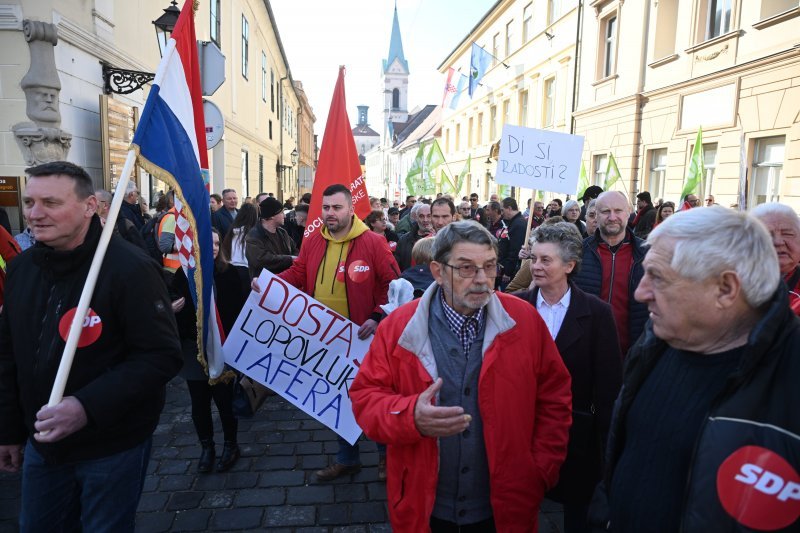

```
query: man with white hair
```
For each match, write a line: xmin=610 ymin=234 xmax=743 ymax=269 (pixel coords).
xmin=395 ymin=203 xmax=433 ymax=271
xmin=591 ymin=207 xmax=800 ymax=531
xmin=751 ymin=202 xmax=800 ymax=314
xmin=118 ymin=180 xmax=145 ymax=230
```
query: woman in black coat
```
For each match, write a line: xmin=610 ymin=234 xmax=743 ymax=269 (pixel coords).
xmin=514 ymin=222 xmax=623 ymax=533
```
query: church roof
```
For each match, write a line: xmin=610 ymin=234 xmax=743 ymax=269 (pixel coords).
xmin=391 ymin=105 xmax=438 ymax=147
xmin=382 ymin=6 xmax=408 ymax=74
xmin=352 ymin=124 xmax=380 ymax=137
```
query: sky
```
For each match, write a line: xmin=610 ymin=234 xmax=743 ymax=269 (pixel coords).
xmin=270 ymin=0 xmax=497 ymax=141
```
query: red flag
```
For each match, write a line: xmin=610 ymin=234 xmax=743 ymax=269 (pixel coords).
xmin=442 ymin=67 xmax=457 ymax=108
xmin=304 ymin=66 xmax=370 ymax=239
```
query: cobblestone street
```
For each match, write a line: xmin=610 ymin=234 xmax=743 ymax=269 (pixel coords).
xmin=0 ymin=379 xmax=565 ymax=532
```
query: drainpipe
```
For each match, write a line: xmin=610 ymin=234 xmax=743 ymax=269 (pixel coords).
xmin=630 ymin=0 xmax=652 ymax=195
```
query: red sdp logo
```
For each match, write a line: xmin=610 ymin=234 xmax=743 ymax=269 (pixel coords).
xmin=717 ymin=445 xmax=800 ymax=530
xmin=58 ymin=307 xmax=103 ymax=347
xmin=348 ymin=260 xmax=370 ymax=283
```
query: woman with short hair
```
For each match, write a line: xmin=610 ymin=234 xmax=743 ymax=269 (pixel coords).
xmin=562 ymin=199 xmax=587 ymax=237
xmin=514 ymin=222 xmax=622 ymax=533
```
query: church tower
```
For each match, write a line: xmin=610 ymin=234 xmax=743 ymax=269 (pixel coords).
xmin=382 ymin=4 xmax=409 ymax=145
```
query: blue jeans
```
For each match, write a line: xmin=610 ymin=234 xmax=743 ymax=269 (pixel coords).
xmin=335 ymin=437 xmax=386 ymax=466
xmin=20 ymin=437 xmax=152 ymax=533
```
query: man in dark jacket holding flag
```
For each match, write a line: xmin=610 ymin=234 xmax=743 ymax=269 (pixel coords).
xmin=0 ymin=162 xmax=182 ymax=532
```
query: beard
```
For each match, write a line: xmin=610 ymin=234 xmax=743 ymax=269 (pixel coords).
xmin=440 ymin=275 xmax=493 ymax=314
xmin=599 ymin=221 xmax=625 ymax=238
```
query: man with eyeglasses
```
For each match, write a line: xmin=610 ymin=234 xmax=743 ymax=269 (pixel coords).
xmin=705 ymin=194 xmax=716 ymax=206
xmin=468 ymin=193 xmax=486 ymax=226
xmin=351 ymin=221 xmax=572 ymax=532
xmin=458 ymin=201 xmax=472 ymax=220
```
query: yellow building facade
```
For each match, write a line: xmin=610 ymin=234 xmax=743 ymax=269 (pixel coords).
xmin=0 ymin=0 xmax=309 ymax=213
xmin=439 ymin=0 xmax=580 ymax=201
xmin=573 ymin=0 xmax=800 ymax=210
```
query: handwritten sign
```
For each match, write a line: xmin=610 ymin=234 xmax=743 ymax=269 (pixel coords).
xmin=495 ymin=125 xmax=584 ymax=195
xmin=223 ymin=269 xmax=369 ymax=444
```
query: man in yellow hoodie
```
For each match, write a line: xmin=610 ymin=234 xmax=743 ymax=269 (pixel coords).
xmin=278 ymin=184 xmax=400 ymax=481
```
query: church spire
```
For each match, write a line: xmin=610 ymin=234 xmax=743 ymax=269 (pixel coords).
xmin=383 ymin=4 xmax=408 ymax=74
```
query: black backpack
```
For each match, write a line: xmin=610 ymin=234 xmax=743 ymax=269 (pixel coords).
xmin=139 ymin=212 xmax=166 ymax=264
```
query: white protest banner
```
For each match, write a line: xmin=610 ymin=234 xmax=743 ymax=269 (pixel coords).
xmin=495 ymin=125 xmax=585 ymax=195
xmin=223 ymin=269 xmax=369 ymax=444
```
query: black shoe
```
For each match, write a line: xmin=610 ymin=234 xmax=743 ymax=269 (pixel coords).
xmin=216 ymin=441 xmax=240 ymax=472
xmin=198 ymin=439 xmax=215 ymax=473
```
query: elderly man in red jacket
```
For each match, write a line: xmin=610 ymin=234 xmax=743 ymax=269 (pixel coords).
xmin=351 ymin=220 xmax=572 ymax=532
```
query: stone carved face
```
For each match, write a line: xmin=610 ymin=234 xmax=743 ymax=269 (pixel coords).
xmin=25 ymin=86 xmax=60 ymax=126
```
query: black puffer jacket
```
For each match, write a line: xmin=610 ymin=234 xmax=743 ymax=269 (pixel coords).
xmin=590 ymin=287 xmax=800 ymax=531
xmin=573 ymin=230 xmax=648 ymax=351
xmin=0 ymin=216 xmax=182 ymax=463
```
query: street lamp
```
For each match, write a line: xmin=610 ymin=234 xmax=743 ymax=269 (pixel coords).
xmin=290 ymin=148 xmax=299 ymax=167
xmin=153 ymin=0 xmax=181 ymax=58
xmin=102 ymin=0 xmax=179 ymax=94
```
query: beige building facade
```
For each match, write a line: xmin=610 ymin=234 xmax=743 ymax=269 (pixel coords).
xmin=439 ymin=0 xmax=580 ymax=201
xmin=0 ymin=0 xmax=310 ymax=217
xmin=574 ymin=0 xmax=800 ymax=210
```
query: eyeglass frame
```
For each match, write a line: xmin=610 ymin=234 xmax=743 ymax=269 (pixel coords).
xmin=440 ymin=261 xmax=501 ymax=279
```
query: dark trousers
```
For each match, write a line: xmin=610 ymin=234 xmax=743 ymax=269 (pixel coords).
xmin=430 ymin=516 xmax=496 ymax=533
xmin=186 ymin=379 xmax=238 ymax=442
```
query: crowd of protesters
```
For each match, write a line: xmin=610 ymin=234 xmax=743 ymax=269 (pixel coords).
xmin=1 ymin=161 xmax=799 ymax=532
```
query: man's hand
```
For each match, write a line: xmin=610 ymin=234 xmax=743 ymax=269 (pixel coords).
xmin=33 ymin=396 xmax=88 ymax=443
xmin=518 ymin=246 xmax=531 ymax=260
xmin=171 ymin=297 xmax=185 ymax=313
xmin=414 ymin=378 xmax=471 ymax=438
xmin=0 ymin=444 xmax=22 ymax=472
xmin=357 ymin=319 xmax=378 ymax=340
xmin=250 ymin=278 xmax=262 ymax=293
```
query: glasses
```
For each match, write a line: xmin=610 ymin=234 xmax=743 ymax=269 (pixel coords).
xmin=442 ymin=262 xmax=500 ymax=279
xmin=705 ymin=198 xmax=714 ymax=203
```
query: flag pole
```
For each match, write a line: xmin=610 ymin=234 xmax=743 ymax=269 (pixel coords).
xmin=48 ymin=149 xmax=138 ymax=406
xmin=521 ymin=188 xmax=538 ymax=254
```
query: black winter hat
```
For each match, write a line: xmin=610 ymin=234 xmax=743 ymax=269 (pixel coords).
xmin=259 ymin=197 xmax=284 ymax=219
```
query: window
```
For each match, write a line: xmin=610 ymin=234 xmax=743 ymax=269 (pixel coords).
xmin=593 ymin=154 xmax=608 ymax=186
xmin=648 ymin=149 xmax=668 ymax=201
xmin=468 ymin=117 xmax=474 ymax=148
xmin=490 ymin=105 xmax=497 ymax=139
xmin=241 ymin=15 xmax=249 ymax=79
xmin=653 ymin=0 xmax=678 ymax=59
xmin=761 ymin=0 xmax=796 ymax=20
xmin=241 ymin=150 xmax=249 ymax=196
xmin=702 ymin=143 xmax=717 ymax=199
xmin=445 ymin=129 xmax=450 ymax=153
xmin=519 ymin=90 xmax=529 ymax=127
xmin=456 ymin=123 xmax=461 ymax=151
xmin=492 ymin=33 xmax=500 ymax=66
xmin=503 ymin=100 xmax=510 ymax=126
xmin=706 ymin=0 xmax=732 ymax=39
xmin=543 ymin=78 xmax=555 ymax=127
xmin=210 ymin=0 xmax=220 ymax=46
xmin=258 ymin=154 xmax=264 ymax=192
xmin=392 ymin=88 xmax=400 ymax=109
xmin=261 ymin=52 xmax=267 ymax=102
xmin=270 ymin=70 xmax=275 ymax=112
xmin=547 ymin=0 xmax=561 ymax=26
xmin=477 ymin=112 xmax=484 ymax=145
xmin=523 ymin=3 xmax=533 ymax=42
xmin=750 ymin=136 xmax=785 ymax=206
xmin=269 ymin=120 xmax=273 ymax=140
xmin=505 ymin=20 xmax=514 ymax=57
xmin=602 ymin=16 xmax=617 ymax=78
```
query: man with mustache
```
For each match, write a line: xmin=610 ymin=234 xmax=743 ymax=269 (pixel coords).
xmin=573 ymin=191 xmax=648 ymax=356
xmin=351 ymin=221 xmax=572 ymax=532
xmin=278 ymin=183 xmax=400 ymax=481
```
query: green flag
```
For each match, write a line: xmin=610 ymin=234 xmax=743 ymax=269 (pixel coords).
xmin=419 ymin=140 xmax=445 ymax=195
xmin=681 ymin=128 xmax=705 ymax=200
xmin=576 ymin=161 xmax=589 ymax=199
xmin=454 ymin=155 xmax=471 ymax=196
xmin=604 ymin=153 xmax=621 ymax=190
xmin=405 ymin=144 xmax=425 ymax=196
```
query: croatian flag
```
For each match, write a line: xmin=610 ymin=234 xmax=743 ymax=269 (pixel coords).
xmin=131 ymin=0 xmax=225 ymax=378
